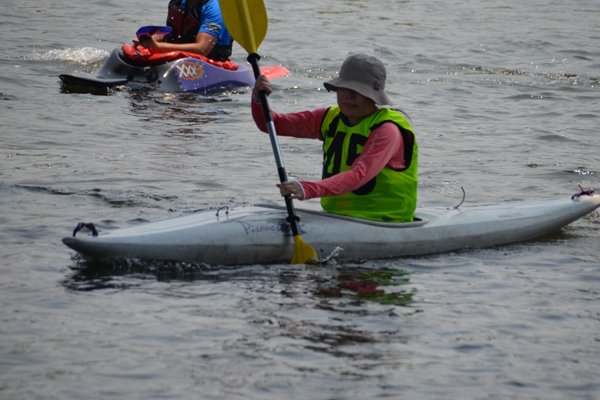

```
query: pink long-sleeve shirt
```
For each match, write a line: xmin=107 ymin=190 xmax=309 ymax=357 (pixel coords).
xmin=251 ymin=98 xmax=406 ymax=200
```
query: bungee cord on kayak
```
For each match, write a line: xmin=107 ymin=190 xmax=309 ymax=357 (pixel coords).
xmin=452 ymin=187 xmax=466 ymax=209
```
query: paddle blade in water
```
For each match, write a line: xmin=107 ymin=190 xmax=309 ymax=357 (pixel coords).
xmin=291 ymin=235 xmax=319 ymax=265
xmin=220 ymin=0 xmax=268 ymax=54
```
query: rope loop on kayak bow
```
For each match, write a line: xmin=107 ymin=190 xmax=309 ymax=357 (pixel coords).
xmin=571 ymin=184 xmax=595 ymax=199
xmin=72 ymin=222 xmax=98 ymax=237
xmin=216 ymin=206 xmax=229 ymax=216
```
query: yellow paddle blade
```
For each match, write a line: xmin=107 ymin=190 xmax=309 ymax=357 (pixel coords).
xmin=220 ymin=0 xmax=268 ymax=54
xmin=291 ymin=235 xmax=319 ymax=265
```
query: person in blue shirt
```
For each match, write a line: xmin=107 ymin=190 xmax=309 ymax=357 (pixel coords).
xmin=134 ymin=0 xmax=233 ymax=61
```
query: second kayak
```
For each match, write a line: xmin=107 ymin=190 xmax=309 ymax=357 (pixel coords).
xmin=59 ymin=47 xmax=289 ymax=93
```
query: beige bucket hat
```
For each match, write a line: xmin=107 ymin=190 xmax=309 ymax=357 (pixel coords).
xmin=323 ymin=54 xmax=393 ymax=106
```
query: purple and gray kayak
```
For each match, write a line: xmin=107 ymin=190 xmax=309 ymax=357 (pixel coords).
xmin=59 ymin=47 xmax=288 ymax=93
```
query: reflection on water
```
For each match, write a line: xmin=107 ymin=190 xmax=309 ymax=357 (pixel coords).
xmin=64 ymin=257 xmax=415 ymax=307
xmin=127 ymin=91 xmax=234 ymax=138
xmin=63 ymin=255 xmax=226 ymax=291
xmin=63 ymin=258 xmax=416 ymax=363
xmin=314 ymin=267 xmax=414 ymax=307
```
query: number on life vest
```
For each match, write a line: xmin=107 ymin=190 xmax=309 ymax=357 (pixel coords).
xmin=322 ymin=131 xmax=376 ymax=196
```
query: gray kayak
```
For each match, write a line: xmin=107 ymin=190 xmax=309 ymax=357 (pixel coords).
xmin=62 ymin=194 xmax=600 ymax=265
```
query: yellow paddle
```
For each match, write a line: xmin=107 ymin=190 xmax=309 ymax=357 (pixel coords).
xmin=221 ymin=0 xmax=318 ymax=264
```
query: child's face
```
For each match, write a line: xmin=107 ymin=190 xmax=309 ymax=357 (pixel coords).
xmin=336 ymin=88 xmax=376 ymax=125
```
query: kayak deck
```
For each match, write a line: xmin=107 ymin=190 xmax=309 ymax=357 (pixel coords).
xmin=62 ymin=195 xmax=600 ymax=266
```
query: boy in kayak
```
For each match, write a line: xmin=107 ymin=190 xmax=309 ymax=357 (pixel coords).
xmin=252 ymin=54 xmax=418 ymax=223
xmin=134 ymin=0 xmax=232 ymax=62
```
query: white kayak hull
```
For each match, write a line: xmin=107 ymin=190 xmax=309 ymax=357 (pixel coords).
xmin=62 ymin=195 xmax=600 ymax=265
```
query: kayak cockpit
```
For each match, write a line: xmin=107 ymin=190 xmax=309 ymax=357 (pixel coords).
xmin=255 ymin=204 xmax=429 ymax=228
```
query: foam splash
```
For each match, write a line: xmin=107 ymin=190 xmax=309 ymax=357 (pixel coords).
xmin=24 ymin=47 xmax=109 ymax=66
xmin=318 ymin=246 xmax=344 ymax=264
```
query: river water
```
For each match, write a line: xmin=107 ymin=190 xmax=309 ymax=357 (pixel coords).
xmin=1 ymin=0 xmax=599 ymax=398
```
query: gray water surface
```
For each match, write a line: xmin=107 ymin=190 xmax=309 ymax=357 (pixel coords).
xmin=1 ymin=0 xmax=599 ymax=398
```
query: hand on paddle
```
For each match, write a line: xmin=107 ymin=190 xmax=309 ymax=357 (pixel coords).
xmin=253 ymin=75 xmax=272 ymax=103
xmin=278 ymin=181 xmax=304 ymax=200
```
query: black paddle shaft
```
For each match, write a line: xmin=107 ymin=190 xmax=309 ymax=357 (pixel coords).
xmin=248 ymin=53 xmax=301 ymax=236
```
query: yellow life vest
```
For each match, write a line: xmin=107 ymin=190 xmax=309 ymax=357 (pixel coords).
xmin=320 ymin=107 xmax=418 ymax=222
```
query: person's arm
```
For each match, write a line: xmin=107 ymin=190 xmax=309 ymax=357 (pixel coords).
xmin=251 ymin=75 xmax=327 ymax=140
xmin=297 ymin=123 xmax=406 ymax=200
xmin=135 ymin=32 xmax=218 ymax=56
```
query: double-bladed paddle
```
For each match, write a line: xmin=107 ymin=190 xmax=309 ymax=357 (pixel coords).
xmin=221 ymin=0 xmax=318 ymax=264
